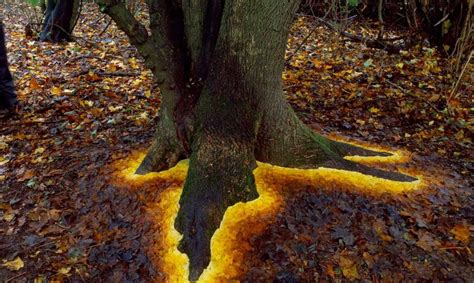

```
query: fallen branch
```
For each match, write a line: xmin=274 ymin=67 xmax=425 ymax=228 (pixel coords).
xmin=95 ymin=70 xmax=140 ymax=77
xmin=317 ymin=18 xmax=402 ymax=54
xmin=72 ymin=69 xmax=140 ymax=77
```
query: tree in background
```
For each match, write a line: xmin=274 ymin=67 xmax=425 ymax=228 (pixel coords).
xmin=39 ymin=0 xmax=80 ymax=42
xmin=96 ymin=0 xmax=415 ymax=279
xmin=0 ymin=20 xmax=18 ymax=112
xmin=301 ymin=0 xmax=472 ymax=54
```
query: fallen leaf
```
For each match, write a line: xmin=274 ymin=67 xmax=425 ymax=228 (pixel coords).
xmin=3 ymin=212 xmax=15 ymax=222
xmin=51 ymin=86 xmax=62 ymax=96
xmin=30 ymin=77 xmax=41 ymax=90
xmin=34 ymin=147 xmax=45 ymax=155
xmin=416 ymin=233 xmax=434 ymax=252
xmin=340 ymin=256 xmax=359 ymax=279
xmin=363 ymin=58 xmax=374 ymax=68
xmin=2 ymin=257 xmax=24 ymax=271
xmin=327 ymin=263 xmax=335 ymax=278
xmin=369 ymin=107 xmax=380 ymax=114
xmin=373 ymin=219 xmax=392 ymax=242
xmin=18 ymin=169 xmax=35 ymax=182
xmin=58 ymin=266 xmax=71 ymax=274
xmin=451 ymin=224 xmax=470 ymax=244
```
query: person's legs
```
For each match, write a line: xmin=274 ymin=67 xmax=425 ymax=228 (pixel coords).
xmin=0 ymin=21 xmax=18 ymax=111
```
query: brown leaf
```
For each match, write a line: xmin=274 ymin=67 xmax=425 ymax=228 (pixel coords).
xmin=450 ymin=224 xmax=470 ymax=244
xmin=29 ymin=77 xmax=41 ymax=90
xmin=373 ymin=219 xmax=392 ymax=242
xmin=416 ymin=233 xmax=434 ymax=252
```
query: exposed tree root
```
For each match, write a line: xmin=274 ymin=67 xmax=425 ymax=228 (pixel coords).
xmin=137 ymin=101 xmax=416 ymax=279
xmin=174 ymin=135 xmax=258 ymax=280
xmin=324 ymin=159 xmax=416 ymax=182
xmin=331 ymin=140 xmax=391 ymax=157
xmin=138 ymin=116 xmax=416 ymax=280
xmin=135 ymin=114 xmax=187 ymax=174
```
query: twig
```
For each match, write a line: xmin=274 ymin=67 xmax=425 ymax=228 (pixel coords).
xmin=6 ymin=272 xmax=26 ymax=282
xmin=71 ymin=0 xmax=83 ymax=32
xmin=285 ymin=26 xmax=318 ymax=64
xmin=448 ymin=50 xmax=473 ymax=103
xmin=434 ymin=13 xmax=450 ymax=27
xmin=439 ymin=246 xmax=472 ymax=252
xmin=99 ymin=18 xmax=112 ymax=36
xmin=91 ymin=13 xmax=108 ymax=25
xmin=286 ymin=10 xmax=332 ymax=64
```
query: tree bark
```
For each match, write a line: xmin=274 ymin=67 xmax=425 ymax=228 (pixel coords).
xmin=98 ymin=0 xmax=416 ymax=280
xmin=0 ymin=21 xmax=17 ymax=110
xmin=40 ymin=0 xmax=80 ymax=42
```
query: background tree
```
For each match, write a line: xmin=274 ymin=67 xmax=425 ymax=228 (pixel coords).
xmin=39 ymin=0 xmax=80 ymax=42
xmin=0 ymin=20 xmax=18 ymax=111
xmin=96 ymin=0 xmax=415 ymax=279
xmin=300 ymin=0 xmax=472 ymax=54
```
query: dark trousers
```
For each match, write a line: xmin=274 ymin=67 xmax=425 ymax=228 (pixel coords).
xmin=0 ymin=21 xmax=17 ymax=109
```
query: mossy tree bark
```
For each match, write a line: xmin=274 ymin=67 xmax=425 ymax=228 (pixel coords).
xmin=40 ymin=0 xmax=80 ymax=42
xmin=98 ymin=0 xmax=415 ymax=280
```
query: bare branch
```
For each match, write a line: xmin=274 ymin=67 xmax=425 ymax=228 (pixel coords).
xmin=96 ymin=0 xmax=149 ymax=46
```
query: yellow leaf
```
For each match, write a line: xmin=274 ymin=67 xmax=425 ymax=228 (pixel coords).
xmin=58 ymin=266 xmax=71 ymax=275
xmin=3 ymin=211 xmax=14 ymax=222
xmin=369 ymin=107 xmax=380 ymax=114
xmin=34 ymin=275 xmax=47 ymax=283
xmin=51 ymin=86 xmax=62 ymax=96
xmin=108 ymin=63 xmax=117 ymax=72
xmin=0 ymin=157 xmax=9 ymax=166
xmin=451 ymin=224 xmax=470 ymax=244
xmin=455 ymin=130 xmax=464 ymax=141
xmin=108 ymin=105 xmax=123 ymax=112
xmin=81 ymin=100 xmax=94 ymax=107
xmin=129 ymin=58 xmax=139 ymax=69
xmin=2 ymin=257 xmax=24 ymax=271
xmin=132 ymin=79 xmax=142 ymax=87
xmin=342 ymin=265 xmax=359 ymax=279
xmin=340 ymin=256 xmax=359 ymax=279
xmin=34 ymin=147 xmax=45 ymax=154
xmin=396 ymin=62 xmax=404 ymax=69
xmin=139 ymin=112 xmax=148 ymax=120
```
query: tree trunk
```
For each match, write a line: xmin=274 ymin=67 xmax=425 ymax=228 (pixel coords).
xmin=98 ymin=0 xmax=416 ymax=280
xmin=0 ymin=21 xmax=17 ymax=110
xmin=40 ymin=0 xmax=80 ymax=42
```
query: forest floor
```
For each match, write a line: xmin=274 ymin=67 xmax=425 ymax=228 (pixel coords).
xmin=0 ymin=3 xmax=472 ymax=282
